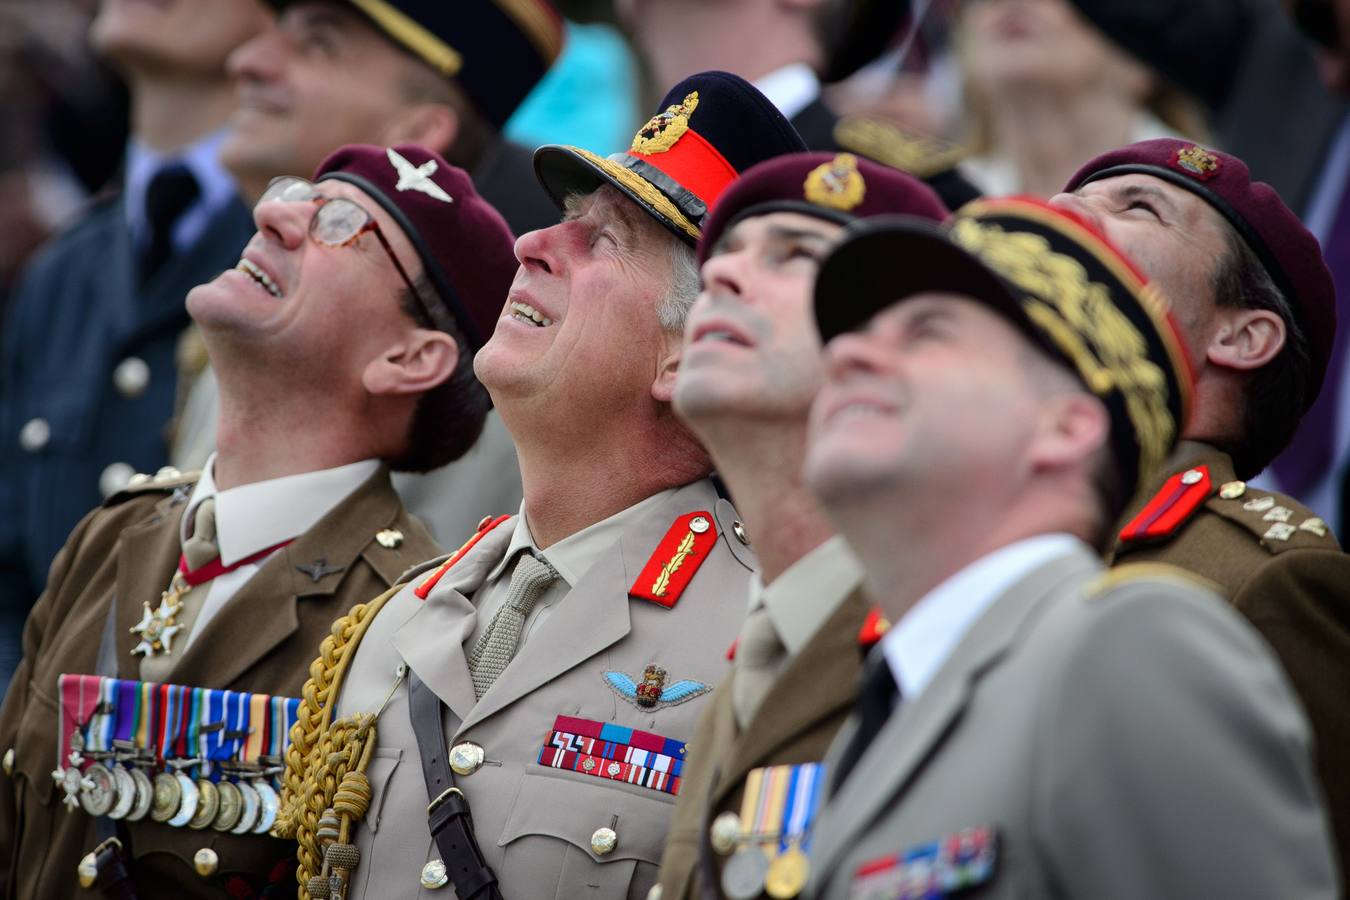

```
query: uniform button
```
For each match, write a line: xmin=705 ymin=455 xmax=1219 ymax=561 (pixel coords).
xmin=2 ymin=747 xmax=12 ymax=775
xmin=112 ymin=357 xmax=150 ymax=398
xmin=155 ymin=466 xmax=181 ymax=480
xmin=99 ymin=462 xmax=136 ymax=498
xmin=732 ymin=520 xmax=750 ymax=546
xmin=1218 ymin=480 xmax=1246 ymax=500
xmin=590 ymin=826 xmax=618 ymax=856
xmin=376 ymin=528 xmax=404 ymax=549
xmin=448 ymin=742 xmax=484 ymax=776
xmin=1180 ymin=468 xmax=1204 ymax=486
xmin=647 ymin=885 xmax=663 ymax=900
xmin=77 ymin=852 xmax=98 ymax=888
xmin=690 ymin=515 xmax=711 ymax=534
xmin=18 ymin=418 xmax=49 ymax=452
xmin=193 ymin=847 xmax=218 ymax=877
xmin=421 ymin=858 xmax=449 ymax=889
xmin=709 ymin=811 xmax=742 ymax=855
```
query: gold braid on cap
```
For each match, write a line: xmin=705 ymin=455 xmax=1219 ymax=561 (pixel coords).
xmin=948 ymin=217 xmax=1175 ymax=491
xmin=570 ymin=147 xmax=701 ymax=240
xmin=275 ymin=584 xmax=401 ymax=900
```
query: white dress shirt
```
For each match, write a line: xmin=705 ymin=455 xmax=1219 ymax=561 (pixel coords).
xmin=124 ymin=128 xmax=239 ymax=254
xmin=882 ymin=533 xmax=1087 ymax=701
xmin=177 ymin=454 xmax=381 ymax=650
xmin=754 ymin=62 xmax=822 ymax=122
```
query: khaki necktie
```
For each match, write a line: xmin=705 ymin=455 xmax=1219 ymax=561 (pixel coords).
xmin=732 ymin=604 xmax=787 ymax=729
xmin=140 ymin=498 xmax=219 ymax=682
xmin=468 ymin=552 xmax=558 ymax=699
xmin=181 ymin=498 xmax=219 ymax=572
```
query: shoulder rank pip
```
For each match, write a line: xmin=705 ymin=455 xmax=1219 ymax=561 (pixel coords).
xmin=1118 ymin=466 xmax=1212 ymax=544
xmin=628 ymin=511 xmax=718 ymax=608
xmin=1203 ymin=480 xmax=1340 ymax=552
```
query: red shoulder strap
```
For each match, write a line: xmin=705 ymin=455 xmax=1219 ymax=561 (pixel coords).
xmin=1118 ymin=466 xmax=1212 ymax=544
xmin=857 ymin=607 xmax=890 ymax=648
xmin=415 ymin=514 xmax=511 ymax=600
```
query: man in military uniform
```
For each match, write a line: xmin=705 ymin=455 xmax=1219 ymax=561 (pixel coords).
xmin=617 ymin=0 xmax=979 ymax=210
xmin=0 ymin=144 xmax=519 ymax=898
xmin=175 ymin=0 xmax=569 ymax=541
xmin=1052 ymin=138 xmax=1350 ymax=871
xmin=654 ymin=152 xmax=948 ymax=900
xmin=799 ymin=198 xmax=1337 ymax=898
xmin=278 ymin=72 xmax=806 ymax=900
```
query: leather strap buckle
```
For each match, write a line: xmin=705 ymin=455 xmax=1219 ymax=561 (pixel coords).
xmin=427 ymin=786 xmax=465 ymax=817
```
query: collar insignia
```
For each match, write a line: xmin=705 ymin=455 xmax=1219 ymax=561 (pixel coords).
xmin=804 ymin=153 xmax=866 ymax=211
xmin=295 ymin=558 xmax=345 ymax=583
xmin=387 ymin=147 xmax=454 ymax=203
xmin=631 ymin=91 xmax=699 ymax=155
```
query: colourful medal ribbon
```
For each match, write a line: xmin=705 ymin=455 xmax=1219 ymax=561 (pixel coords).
xmin=87 ymin=677 xmax=115 ymax=755
xmin=779 ymin=762 xmax=825 ymax=853
xmin=113 ymin=679 xmax=140 ymax=750
xmin=226 ymin=690 xmax=248 ymax=767
xmin=137 ymin=681 xmax=155 ymax=758
xmin=56 ymin=674 xmax=100 ymax=769
xmin=754 ymin=764 xmax=791 ymax=846
xmin=739 ymin=767 xmax=764 ymax=836
xmin=155 ymin=683 xmax=174 ymax=763
xmin=177 ymin=685 xmax=199 ymax=764
xmin=202 ymin=688 xmax=228 ymax=780
xmin=243 ymin=693 xmax=268 ymax=765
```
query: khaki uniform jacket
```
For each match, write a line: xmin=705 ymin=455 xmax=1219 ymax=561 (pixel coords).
xmin=329 ymin=478 xmax=756 ymax=899
xmin=0 ymin=466 xmax=438 ymax=899
xmin=656 ymin=590 xmax=869 ymax=900
xmin=1108 ymin=441 xmax=1350 ymax=874
xmin=806 ymin=545 xmax=1338 ymax=899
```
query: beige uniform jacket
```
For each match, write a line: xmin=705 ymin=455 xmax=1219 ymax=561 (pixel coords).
xmin=656 ymin=590 xmax=869 ymax=900
xmin=0 ymin=467 xmax=438 ymax=899
xmin=329 ymin=478 xmax=756 ymax=900
xmin=805 ymin=545 xmax=1338 ymax=899
xmin=1109 ymin=441 xmax=1350 ymax=874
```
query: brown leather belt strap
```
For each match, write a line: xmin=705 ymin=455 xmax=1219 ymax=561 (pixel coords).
xmin=408 ymin=672 xmax=504 ymax=900
xmin=88 ymin=837 xmax=140 ymax=900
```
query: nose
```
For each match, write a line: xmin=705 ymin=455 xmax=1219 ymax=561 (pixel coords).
xmin=252 ymin=196 xmax=311 ymax=250
xmin=514 ymin=222 xmax=566 ymax=276
xmin=227 ymin=22 xmax=281 ymax=83
xmin=1047 ymin=191 xmax=1102 ymax=231
xmin=821 ymin=332 xmax=878 ymax=383
xmin=699 ymin=247 xmax=746 ymax=301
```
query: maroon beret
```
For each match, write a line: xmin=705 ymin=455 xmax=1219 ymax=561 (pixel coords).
xmin=314 ymin=143 xmax=517 ymax=351
xmin=1065 ymin=139 xmax=1335 ymax=409
xmin=697 ymin=151 xmax=950 ymax=266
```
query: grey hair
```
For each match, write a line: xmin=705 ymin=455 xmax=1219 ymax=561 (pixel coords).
xmin=658 ymin=237 xmax=701 ymax=331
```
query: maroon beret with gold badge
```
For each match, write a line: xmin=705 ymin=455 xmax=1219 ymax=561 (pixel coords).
xmin=697 ymin=151 xmax=950 ymax=266
xmin=1064 ymin=138 xmax=1335 ymax=410
xmin=315 ymin=143 xmax=517 ymax=351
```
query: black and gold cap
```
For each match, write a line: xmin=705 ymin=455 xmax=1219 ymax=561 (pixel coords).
xmin=814 ymin=196 xmax=1194 ymax=497
xmin=266 ymin=0 xmax=564 ymax=128
xmin=532 ymin=71 xmax=808 ymax=247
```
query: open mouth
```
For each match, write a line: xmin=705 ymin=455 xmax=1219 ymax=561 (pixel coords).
xmin=510 ymin=301 xmax=553 ymax=327
xmin=235 ymin=258 xmax=282 ymax=299
xmin=691 ymin=320 xmax=753 ymax=347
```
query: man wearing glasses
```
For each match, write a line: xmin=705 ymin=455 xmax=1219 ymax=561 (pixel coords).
xmin=0 ymin=144 xmax=518 ymax=899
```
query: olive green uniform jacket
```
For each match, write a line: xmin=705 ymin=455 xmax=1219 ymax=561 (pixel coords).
xmin=1108 ymin=441 xmax=1350 ymax=874
xmin=654 ymin=590 xmax=869 ymax=900
xmin=0 ymin=466 xmax=438 ymax=899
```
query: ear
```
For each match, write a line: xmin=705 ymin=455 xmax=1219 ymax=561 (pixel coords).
xmin=383 ymin=104 xmax=461 ymax=158
xmin=1030 ymin=392 xmax=1111 ymax=474
xmin=651 ymin=342 xmax=683 ymax=403
xmin=362 ymin=328 xmax=459 ymax=397
xmin=1206 ymin=308 xmax=1285 ymax=372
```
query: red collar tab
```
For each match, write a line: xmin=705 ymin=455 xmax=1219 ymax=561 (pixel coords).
xmin=1118 ymin=465 xmax=1213 ymax=544
xmin=628 ymin=128 xmax=738 ymax=208
xmin=415 ymin=513 xmax=511 ymax=600
xmin=628 ymin=510 xmax=718 ymax=609
xmin=858 ymin=607 xmax=891 ymax=648
xmin=178 ymin=538 xmax=293 ymax=588
xmin=726 ymin=637 xmax=739 ymax=661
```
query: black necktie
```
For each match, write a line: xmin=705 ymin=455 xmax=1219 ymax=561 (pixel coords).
xmin=832 ymin=649 xmax=900 ymax=793
xmin=140 ymin=163 xmax=200 ymax=284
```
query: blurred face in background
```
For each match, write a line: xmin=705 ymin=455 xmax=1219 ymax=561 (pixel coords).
xmin=959 ymin=0 xmax=1151 ymax=100
xmin=91 ymin=0 xmax=270 ymax=78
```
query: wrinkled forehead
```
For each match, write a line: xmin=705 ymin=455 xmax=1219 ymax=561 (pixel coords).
xmin=1079 ymin=172 xmax=1222 ymax=223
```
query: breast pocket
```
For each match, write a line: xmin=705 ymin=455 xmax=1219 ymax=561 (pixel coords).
xmin=496 ymin=767 xmax=676 ymax=900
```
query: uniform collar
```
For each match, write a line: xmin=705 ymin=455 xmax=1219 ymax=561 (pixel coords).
xmin=753 ymin=62 xmax=821 ymax=122
xmin=183 ymin=454 xmax=382 ymax=566
xmin=882 ymin=533 xmax=1087 ymax=702
xmin=124 ymin=128 xmax=238 ymax=247
xmin=485 ymin=488 xmax=680 ymax=587
xmin=746 ymin=534 xmax=864 ymax=657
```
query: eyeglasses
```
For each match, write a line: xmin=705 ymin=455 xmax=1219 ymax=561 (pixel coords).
xmin=257 ymin=175 xmax=427 ymax=312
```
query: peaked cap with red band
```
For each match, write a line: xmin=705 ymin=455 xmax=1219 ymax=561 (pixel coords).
xmin=697 ymin=151 xmax=950 ymax=266
xmin=1065 ymin=139 xmax=1336 ymax=409
xmin=533 ymin=70 xmax=808 ymax=246
xmin=814 ymin=197 xmax=1193 ymax=499
xmin=315 ymin=143 xmax=518 ymax=351
xmin=265 ymin=0 xmax=564 ymax=128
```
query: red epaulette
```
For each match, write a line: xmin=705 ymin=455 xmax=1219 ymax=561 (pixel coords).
xmin=1118 ymin=466 xmax=1212 ymax=544
xmin=857 ymin=607 xmax=890 ymax=648
xmin=415 ymin=514 xmax=511 ymax=600
xmin=628 ymin=511 xmax=718 ymax=609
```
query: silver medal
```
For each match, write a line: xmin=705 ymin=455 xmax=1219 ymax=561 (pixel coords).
xmin=167 ymin=771 xmax=200 ymax=827
xmin=722 ymin=848 xmax=771 ymax=900
xmin=107 ymin=766 xmax=137 ymax=819
xmin=231 ymin=780 xmax=260 ymax=834
xmin=252 ymin=780 xmax=279 ymax=834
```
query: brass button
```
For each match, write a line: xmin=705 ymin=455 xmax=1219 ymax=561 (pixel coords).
xmin=155 ymin=466 xmax=181 ymax=480
xmin=690 ymin=515 xmax=711 ymax=534
xmin=99 ymin=462 xmax=136 ymax=498
xmin=732 ymin=520 xmax=750 ymax=546
xmin=1180 ymin=468 xmax=1203 ymax=486
xmin=193 ymin=847 xmax=218 ymax=877
xmin=590 ymin=826 xmax=618 ymax=856
xmin=112 ymin=357 xmax=150 ymax=398
xmin=421 ymin=858 xmax=449 ymax=888
xmin=376 ymin=528 xmax=404 ymax=549
xmin=647 ymin=886 xmax=663 ymax=900
xmin=2 ymin=747 xmax=13 ymax=776
xmin=77 ymin=852 xmax=98 ymax=888
xmin=449 ymin=742 xmax=484 ymax=776
xmin=1218 ymin=480 xmax=1246 ymax=499
xmin=18 ymin=418 xmax=50 ymax=453
xmin=709 ymin=811 xmax=742 ymax=855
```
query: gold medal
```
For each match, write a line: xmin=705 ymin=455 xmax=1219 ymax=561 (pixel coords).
xmin=765 ymin=845 xmax=810 ymax=898
xmin=212 ymin=780 xmax=243 ymax=832
xmin=188 ymin=779 xmax=219 ymax=830
xmin=150 ymin=772 xmax=181 ymax=822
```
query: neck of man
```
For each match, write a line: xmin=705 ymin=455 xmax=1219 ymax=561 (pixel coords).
xmin=701 ymin=417 xmax=835 ymax=584
xmin=509 ymin=405 xmax=709 ymax=548
xmin=127 ymin=70 xmax=238 ymax=153
xmin=985 ymin=82 xmax=1139 ymax=197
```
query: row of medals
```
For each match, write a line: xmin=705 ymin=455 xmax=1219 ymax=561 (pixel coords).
xmin=711 ymin=810 xmax=812 ymax=900
xmin=56 ymin=731 xmax=281 ymax=834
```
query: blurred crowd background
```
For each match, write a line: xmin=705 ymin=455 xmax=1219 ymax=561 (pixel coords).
xmin=0 ymin=0 xmax=1346 ymax=695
